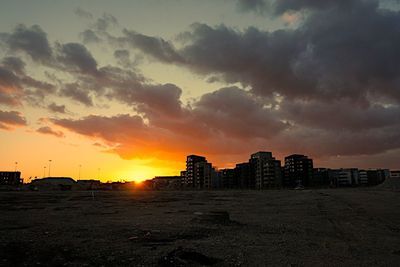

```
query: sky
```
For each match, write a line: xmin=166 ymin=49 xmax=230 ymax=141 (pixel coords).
xmin=1 ymin=0 xmax=400 ymax=182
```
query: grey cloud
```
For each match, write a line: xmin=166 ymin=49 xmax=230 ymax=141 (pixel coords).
xmin=0 ymin=58 xmax=56 ymax=106
xmin=193 ymin=86 xmax=287 ymax=139
xmin=36 ymin=126 xmax=64 ymax=137
xmin=57 ymin=42 xmax=98 ymax=75
xmin=2 ymin=57 xmax=25 ymax=74
xmin=80 ymin=29 xmax=101 ymax=44
xmin=276 ymin=124 xmax=400 ymax=157
xmin=74 ymin=7 xmax=93 ymax=19
xmin=236 ymin=0 xmax=356 ymax=15
xmin=122 ymin=30 xmax=184 ymax=63
xmin=236 ymin=0 xmax=269 ymax=14
xmin=95 ymin=13 xmax=118 ymax=32
xmin=281 ymin=100 xmax=400 ymax=131
xmin=60 ymin=83 xmax=93 ymax=106
xmin=48 ymin=103 xmax=66 ymax=113
xmin=2 ymin=24 xmax=53 ymax=64
xmin=133 ymin=0 xmax=400 ymax=104
xmin=0 ymin=110 xmax=27 ymax=129
xmin=113 ymin=49 xmax=139 ymax=68
xmin=272 ymin=0 xmax=353 ymax=14
xmin=52 ymin=114 xmax=147 ymax=143
xmin=0 ymin=65 xmax=23 ymax=106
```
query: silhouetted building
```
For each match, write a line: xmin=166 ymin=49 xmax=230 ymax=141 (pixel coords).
xmin=180 ymin=170 xmax=186 ymax=186
xmin=331 ymin=169 xmax=359 ymax=187
xmin=184 ymin=155 xmax=206 ymax=188
xmin=235 ymin=162 xmax=254 ymax=189
xmin=152 ymin=176 xmax=181 ymax=190
xmin=366 ymin=169 xmax=389 ymax=185
xmin=391 ymin=170 xmax=400 ymax=178
xmin=31 ymin=177 xmax=75 ymax=190
xmin=195 ymin=161 xmax=217 ymax=189
xmin=76 ymin=180 xmax=100 ymax=190
xmin=183 ymin=155 xmax=217 ymax=189
xmin=250 ymin=152 xmax=282 ymax=189
xmin=284 ymin=154 xmax=313 ymax=187
xmin=312 ymin=168 xmax=331 ymax=187
xmin=218 ymin=168 xmax=237 ymax=189
xmin=358 ymin=170 xmax=368 ymax=186
xmin=0 ymin=171 xmax=22 ymax=186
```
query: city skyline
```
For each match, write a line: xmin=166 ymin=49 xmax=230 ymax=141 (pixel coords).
xmin=1 ymin=0 xmax=400 ymax=182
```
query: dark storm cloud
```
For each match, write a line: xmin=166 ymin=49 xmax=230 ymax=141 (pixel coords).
xmin=0 ymin=65 xmax=23 ymax=106
xmin=236 ymin=0 xmax=269 ymax=14
xmin=1 ymin=24 xmax=53 ymax=64
xmin=0 ymin=57 xmax=56 ymax=106
xmin=0 ymin=110 xmax=27 ymax=129
xmin=272 ymin=0 xmax=352 ymax=14
xmin=57 ymin=43 xmax=98 ymax=75
xmin=131 ymin=0 xmax=400 ymax=104
xmin=119 ymin=83 xmax=183 ymax=119
xmin=2 ymin=57 xmax=25 ymax=74
xmin=236 ymin=0 xmax=355 ymax=14
xmin=276 ymin=123 xmax=400 ymax=157
xmin=109 ymin=0 xmax=400 ymax=160
xmin=122 ymin=30 xmax=184 ymax=63
xmin=52 ymin=114 xmax=147 ymax=143
xmin=36 ymin=126 xmax=64 ymax=137
xmin=47 ymin=103 xmax=66 ymax=113
xmin=193 ymin=87 xmax=287 ymax=139
xmin=281 ymin=100 xmax=400 ymax=131
xmin=60 ymin=83 xmax=93 ymax=106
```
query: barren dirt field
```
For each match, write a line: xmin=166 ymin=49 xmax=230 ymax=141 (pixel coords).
xmin=1 ymin=187 xmax=400 ymax=266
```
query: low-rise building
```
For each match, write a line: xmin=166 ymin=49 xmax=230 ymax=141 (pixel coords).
xmin=0 ymin=171 xmax=22 ymax=186
xmin=31 ymin=177 xmax=76 ymax=190
xmin=312 ymin=168 xmax=331 ymax=187
xmin=152 ymin=176 xmax=181 ymax=190
xmin=235 ymin=162 xmax=254 ymax=189
xmin=218 ymin=168 xmax=236 ymax=189
xmin=76 ymin=180 xmax=101 ymax=190
xmin=390 ymin=170 xmax=400 ymax=178
xmin=331 ymin=169 xmax=359 ymax=187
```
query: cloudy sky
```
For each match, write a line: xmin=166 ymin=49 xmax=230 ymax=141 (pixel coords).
xmin=1 ymin=0 xmax=399 ymax=181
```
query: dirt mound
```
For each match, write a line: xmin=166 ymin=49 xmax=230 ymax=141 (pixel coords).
xmin=378 ymin=177 xmax=400 ymax=190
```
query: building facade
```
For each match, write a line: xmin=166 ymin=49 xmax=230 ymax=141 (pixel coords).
xmin=235 ymin=162 xmax=254 ymax=189
xmin=184 ymin=155 xmax=206 ymax=188
xmin=0 ymin=171 xmax=22 ymax=186
xmin=391 ymin=170 xmax=400 ymax=178
xmin=331 ymin=169 xmax=359 ymax=187
xmin=250 ymin=152 xmax=282 ymax=189
xmin=284 ymin=154 xmax=313 ymax=187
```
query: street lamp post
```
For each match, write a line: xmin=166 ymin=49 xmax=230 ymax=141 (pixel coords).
xmin=14 ymin=162 xmax=18 ymax=172
xmin=48 ymin=160 xmax=52 ymax=177
xmin=79 ymin=164 xmax=82 ymax=180
xmin=43 ymin=166 xmax=46 ymax=178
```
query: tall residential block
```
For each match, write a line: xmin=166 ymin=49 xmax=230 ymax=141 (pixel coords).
xmin=284 ymin=154 xmax=313 ymax=187
xmin=184 ymin=155 xmax=206 ymax=188
xmin=250 ymin=151 xmax=282 ymax=189
xmin=184 ymin=155 xmax=217 ymax=189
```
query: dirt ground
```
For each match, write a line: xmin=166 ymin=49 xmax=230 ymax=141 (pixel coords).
xmin=1 ymin=187 xmax=400 ymax=266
